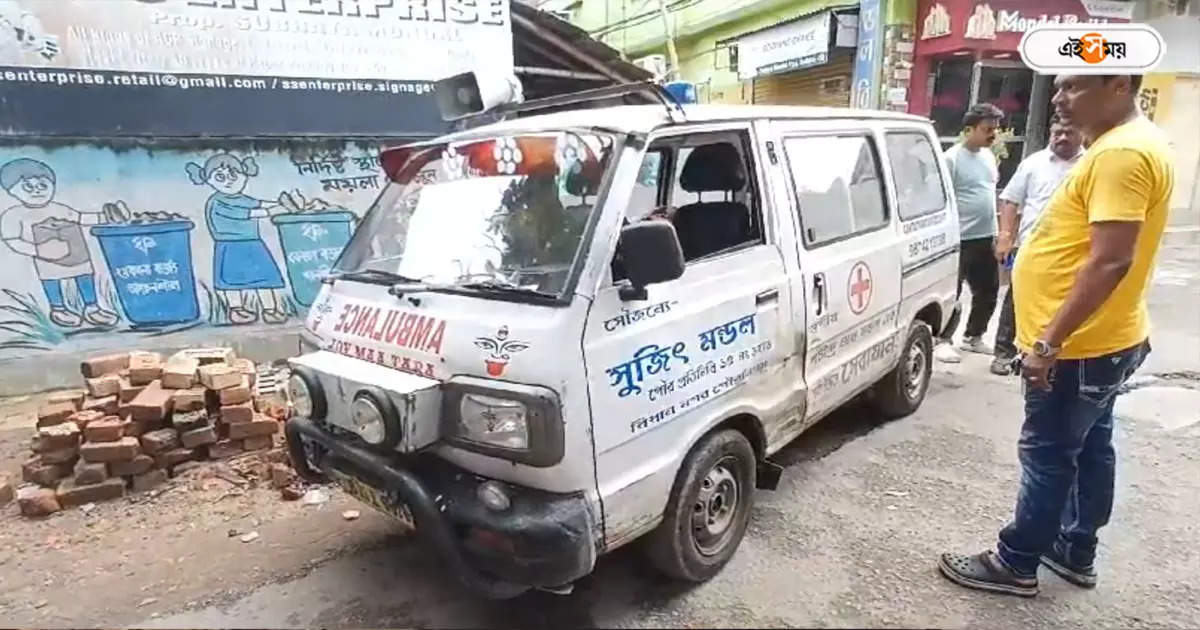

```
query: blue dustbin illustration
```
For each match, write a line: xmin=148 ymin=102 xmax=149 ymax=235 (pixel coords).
xmin=272 ymin=211 xmax=355 ymax=308
xmin=90 ymin=220 xmax=201 ymax=326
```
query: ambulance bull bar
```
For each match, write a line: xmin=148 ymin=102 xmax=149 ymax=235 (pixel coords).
xmin=284 ymin=415 xmax=593 ymax=599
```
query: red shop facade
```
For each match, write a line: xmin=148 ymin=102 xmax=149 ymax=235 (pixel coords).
xmin=909 ymin=0 xmax=1132 ymax=184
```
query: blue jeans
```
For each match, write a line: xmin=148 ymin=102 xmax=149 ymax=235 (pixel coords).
xmin=996 ymin=340 xmax=1150 ymax=575
xmin=42 ymin=275 xmax=98 ymax=308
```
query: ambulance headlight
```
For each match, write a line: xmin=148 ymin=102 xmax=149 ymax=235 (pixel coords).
xmin=351 ymin=394 xmax=388 ymax=446
xmin=442 ymin=378 xmax=564 ymax=468
xmin=287 ymin=368 xmax=325 ymax=419
xmin=458 ymin=394 xmax=529 ymax=449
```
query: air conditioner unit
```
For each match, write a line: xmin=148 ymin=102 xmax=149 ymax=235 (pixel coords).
xmin=633 ymin=54 xmax=668 ymax=80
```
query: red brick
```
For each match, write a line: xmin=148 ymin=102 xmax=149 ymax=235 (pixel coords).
xmin=84 ymin=417 xmax=126 ymax=442
xmin=46 ymin=389 xmax=86 ymax=409
xmin=124 ymin=418 xmax=161 ymax=438
xmin=80 ymin=437 xmax=140 ymax=463
xmin=69 ymin=410 xmax=105 ymax=430
xmin=129 ymin=381 xmax=173 ymax=422
xmin=22 ymin=456 xmax=71 ymax=487
xmin=81 ymin=353 xmax=130 ymax=378
xmin=221 ymin=401 xmax=255 ymax=424
xmin=132 ymin=468 xmax=169 ymax=492
xmin=172 ymin=387 xmax=208 ymax=412
xmin=18 ymin=486 xmax=60 ymax=517
xmin=140 ymin=428 xmax=180 ymax=455
xmin=82 ymin=396 xmax=119 ymax=416
xmin=38 ymin=421 xmax=81 ymax=451
xmin=57 ymin=477 xmax=125 ymax=508
xmin=161 ymin=357 xmax=199 ymax=389
xmin=242 ymin=435 xmax=273 ymax=452
xmin=0 ymin=473 xmax=13 ymax=505
xmin=199 ymin=364 xmax=242 ymax=390
xmin=74 ymin=461 xmax=108 ymax=485
xmin=85 ymin=375 xmax=122 ymax=399
xmin=171 ymin=411 xmax=208 ymax=433
xmin=109 ymin=454 xmax=155 ymax=477
xmin=232 ymin=358 xmax=258 ymax=386
xmin=40 ymin=446 xmax=80 ymax=466
xmin=37 ymin=401 xmax=77 ymax=427
xmin=155 ymin=448 xmax=196 ymax=469
xmin=172 ymin=347 xmax=235 ymax=366
xmin=128 ymin=351 xmax=164 ymax=385
xmin=119 ymin=378 xmax=146 ymax=403
xmin=180 ymin=425 xmax=218 ymax=448
xmin=228 ymin=418 xmax=279 ymax=440
xmin=218 ymin=378 xmax=252 ymax=405
xmin=208 ymin=439 xmax=243 ymax=460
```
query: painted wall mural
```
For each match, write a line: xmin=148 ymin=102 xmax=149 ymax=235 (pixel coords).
xmin=0 ymin=140 xmax=384 ymax=358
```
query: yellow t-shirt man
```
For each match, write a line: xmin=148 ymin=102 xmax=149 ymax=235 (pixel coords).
xmin=1013 ymin=116 xmax=1174 ymax=360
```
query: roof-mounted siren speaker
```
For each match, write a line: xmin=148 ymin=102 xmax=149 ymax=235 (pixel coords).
xmin=434 ymin=71 xmax=525 ymax=121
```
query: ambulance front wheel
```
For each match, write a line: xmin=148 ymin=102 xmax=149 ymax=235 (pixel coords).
xmin=644 ymin=429 xmax=756 ymax=583
xmin=872 ymin=319 xmax=933 ymax=418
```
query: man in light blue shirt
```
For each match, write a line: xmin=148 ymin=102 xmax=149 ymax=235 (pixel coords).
xmin=989 ymin=119 xmax=1083 ymax=374
xmin=936 ymin=103 xmax=1004 ymax=363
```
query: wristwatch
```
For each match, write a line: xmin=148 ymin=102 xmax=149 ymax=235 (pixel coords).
xmin=1031 ymin=339 xmax=1061 ymax=358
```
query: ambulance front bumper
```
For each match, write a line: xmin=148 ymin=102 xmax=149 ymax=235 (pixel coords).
xmin=284 ymin=415 xmax=596 ymax=598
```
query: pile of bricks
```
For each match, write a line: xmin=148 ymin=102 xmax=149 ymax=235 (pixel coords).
xmin=14 ymin=348 xmax=292 ymax=518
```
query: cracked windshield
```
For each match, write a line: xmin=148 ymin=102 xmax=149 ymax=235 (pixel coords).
xmin=335 ymin=132 xmax=616 ymax=296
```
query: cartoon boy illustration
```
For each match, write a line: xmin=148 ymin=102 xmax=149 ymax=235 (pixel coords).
xmin=186 ymin=153 xmax=288 ymax=325
xmin=0 ymin=158 xmax=119 ymax=328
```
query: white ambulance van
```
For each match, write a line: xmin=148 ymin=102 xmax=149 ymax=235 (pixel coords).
xmin=284 ymin=80 xmax=960 ymax=598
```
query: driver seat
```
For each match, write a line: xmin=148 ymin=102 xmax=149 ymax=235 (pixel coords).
xmin=671 ymin=143 xmax=752 ymax=260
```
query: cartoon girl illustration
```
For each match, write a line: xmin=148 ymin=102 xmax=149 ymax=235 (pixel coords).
xmin=186 ymin=153 xmax=288 ymax=325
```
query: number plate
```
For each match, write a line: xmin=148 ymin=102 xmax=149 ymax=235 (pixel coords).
xmin=330 ymin=470 xmax=415 ymax=530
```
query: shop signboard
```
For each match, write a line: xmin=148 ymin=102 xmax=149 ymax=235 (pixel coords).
xmin=850 ymin=0 xmax=884 ymax=109
xmin=914 ymin=0 xmax=1130 ymax=53
xmin=736 ymin=11 xmax=832 ymax=80
xmin=0 ymin=0 xmax=514 ymax=136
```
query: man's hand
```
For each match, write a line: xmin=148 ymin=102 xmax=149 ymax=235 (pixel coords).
xmin=995 ymin=232 xmax=1015 ymax=263
xmin=1021 ymin=352 xmax=1054 ymax=391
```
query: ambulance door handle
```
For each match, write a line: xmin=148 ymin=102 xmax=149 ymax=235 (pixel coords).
xmin=812 ymin=274 xmax=827 ymax=316
xmin=756 ymin=289 xmax=779 ymax=306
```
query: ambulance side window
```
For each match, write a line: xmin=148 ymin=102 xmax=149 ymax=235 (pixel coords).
xmin=625 ymin=149 xmax=668 ymax=222
xmin=884 ymin=131 xmax=948 ymax=220
xmin=783 ymin=134 xmax=888 ymax=247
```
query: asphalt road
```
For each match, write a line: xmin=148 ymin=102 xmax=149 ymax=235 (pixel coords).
xmin=137 ymin=236 xmax=1200 ymax=629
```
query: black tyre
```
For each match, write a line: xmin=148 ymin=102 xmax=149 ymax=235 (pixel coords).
xmin=871 ymin=319 xmax=934 ymax=418
xmin=644 ymin=429 xmax=756 ymax=582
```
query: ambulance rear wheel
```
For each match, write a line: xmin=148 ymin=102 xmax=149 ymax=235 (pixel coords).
xmin=872 ymin=319 xmax=933 ymax=418
xmin=644 ymin=429 xmax=756 ymax=583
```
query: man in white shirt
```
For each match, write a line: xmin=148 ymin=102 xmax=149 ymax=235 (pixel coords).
xmin=989 ymin=119 xmax=1083 ymax=374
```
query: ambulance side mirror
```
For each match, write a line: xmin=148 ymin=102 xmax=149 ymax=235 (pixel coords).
xmin=616 ymin=220 xmax=685 ymax=301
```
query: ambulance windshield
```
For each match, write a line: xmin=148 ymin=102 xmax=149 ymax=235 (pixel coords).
xmin=334 ymin=131 xmax=617 ymax=299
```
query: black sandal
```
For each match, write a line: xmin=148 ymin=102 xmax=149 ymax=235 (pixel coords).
xmin=938 ymin=550 xmax=1039 ymax=597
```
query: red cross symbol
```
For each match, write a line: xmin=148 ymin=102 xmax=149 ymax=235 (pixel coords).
xmin=848 ymin=262 xmax=873 ymax=315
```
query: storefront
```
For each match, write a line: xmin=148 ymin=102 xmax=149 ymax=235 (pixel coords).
xmin=908 ymin=0 xmax=1132 ymax=184
xmin=734 ymin=9 xmax=860 ymax=106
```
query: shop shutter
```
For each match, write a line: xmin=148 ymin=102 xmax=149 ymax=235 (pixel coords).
xmin=751 ymin=50 xmax=854 ymax=107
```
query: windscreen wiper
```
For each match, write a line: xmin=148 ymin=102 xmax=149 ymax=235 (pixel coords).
xmin=324 ymin=269 xmax=422 ymax=287
xmin=458 ymin=281 xmax=558 ymax=300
